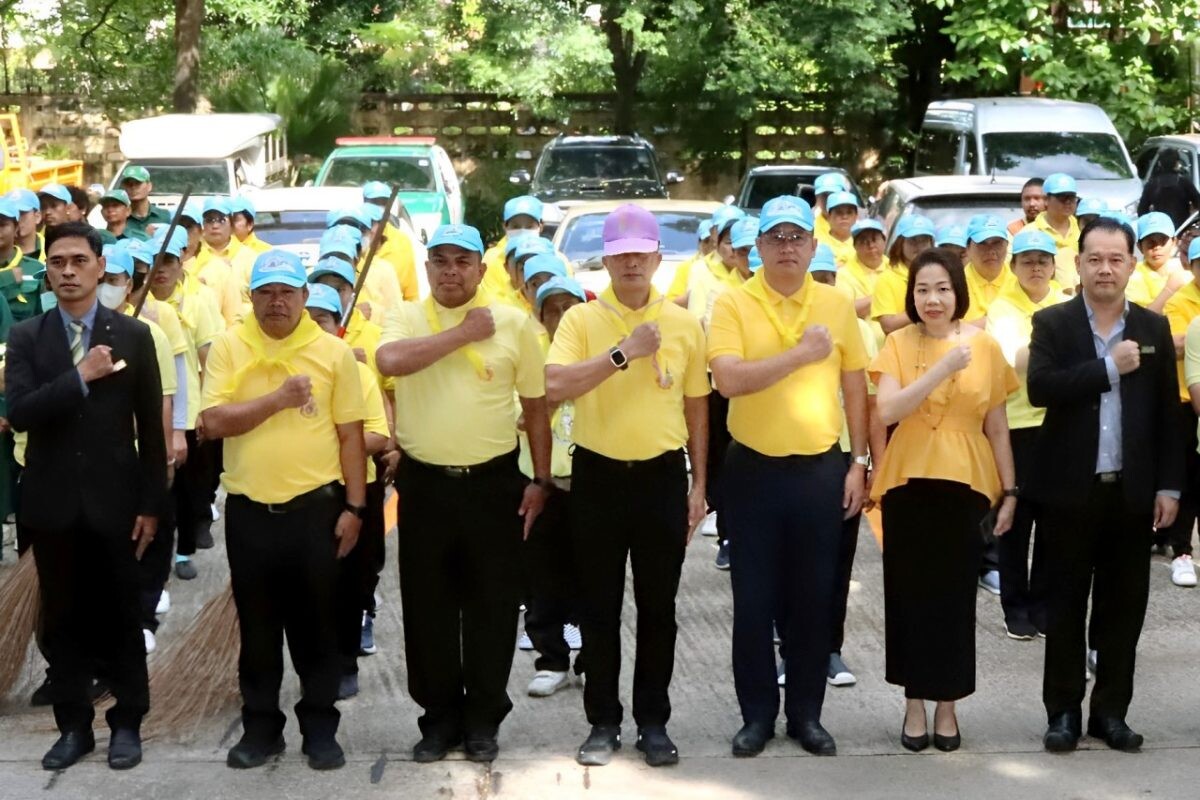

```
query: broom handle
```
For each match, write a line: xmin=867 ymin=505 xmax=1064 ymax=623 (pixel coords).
xmin=337 ymin=183 xmax=401 ymax=338
xmin=132 ymin=186 xmax=192 ymax=319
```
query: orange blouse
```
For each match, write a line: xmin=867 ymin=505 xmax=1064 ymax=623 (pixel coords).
xmin=868 ymin=325 xmax=1018 ymax=503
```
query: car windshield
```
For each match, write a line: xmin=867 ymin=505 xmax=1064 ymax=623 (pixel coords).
xmin=129 ymin=162 xmax=229 ymax=195
xmin=890 ymin=196 xmax=1023 ymax=242
xmin=320 ymin=156 xmax=436 ymax=191
xmin=982 ymin=132 xmax=1133 ymax=180
xmin=743 ymin=175 xmax=819 ymax=210
xmin=251 ymin=211 xmax=327 ymax=248
xmin=539 ymin=147 xmax=659 ymax=184
xmin=559 ymin=211 xmax=705 ymax=266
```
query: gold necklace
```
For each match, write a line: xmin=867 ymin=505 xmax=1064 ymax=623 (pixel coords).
xmin=915 ymin=321 xmax=961 ymax=430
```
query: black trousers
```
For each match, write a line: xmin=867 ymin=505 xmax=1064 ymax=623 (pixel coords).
xmin=173 ymin=430 xmax=216 ymax=557
xmin=226 ymin=485 xmax=343 ymax=745
xmin=523 ymin=487 xmax=578 ymax=673
xmin=725 ymin=443 xmax=844 ymax=725
xmin=1157 ymin=402 xmax=1198 ymax=556
xmin=883 ymin=480 xmax=987 ymax=701
xmin=336 ymin=476 xmax=386 ymax=675
xmin=831 ymin=451 xmax=860 ymax=655
xmin=396 ymin=452 xmax=524 ymax=738
xmin=1041 ymin=480 xmax=1151 ymax=721
xmin=139 ymin=498 xmax=175 ymax=633
xmin=30 ymin=518 xmax=149 ymax=733
xmin=706 ymin=390 xmax=732 ymax=544
xmin=570 ymin=447 xmax=687 ymax=728
xmin=998 ymin=427 xmax=1048 ymax=628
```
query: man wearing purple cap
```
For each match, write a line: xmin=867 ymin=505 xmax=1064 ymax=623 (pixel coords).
xmin=546 ymin=203 xmax=709 ymax=768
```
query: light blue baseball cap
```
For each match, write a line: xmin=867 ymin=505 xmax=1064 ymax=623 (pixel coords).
xmin=178 ymin=201 xmax=203 ymax=225
xmin=895 ymin=214 xmax=936 ymax=241
xmin=697 ymin=218 xmax=713 ymax=240
xmin=326 ymin=224 xmax=363 ymax=248
xmin=1137 ymin=211 xmax=1175 ymax=242
xmin=319 ymin=230 xmax=359 ymax=261
xmin=102 ymin=244 xmax=134 ymax=277
xmin=149 ymin=228 xmax=188 ymax=259
xmin=1011 ymin=228 xmax=1058 ymax=257
xmin=250 ymin=249 xmax=308 ymax=290
xmin=813 ymin=172 xmax=850 ymax=196
xmin=229 ymin=195 xmax=256 ymax=219
xmin=1043 ymin=173 xmax=1078 ymax=196
xmin=38 ymin=183 xmax=72 ymax=204
xmin=503 ymin=195 xmax=544 ymax=223
xmin=326 ymin=207 xmax=371 ymax=231
xmin=201 ymin=196 xmax=232 ymax=217
xmin=0 ymin=197 xmax=18 ymax=221
xmin=809 ymin=243 xmax=837 ymax=273
xmin=535 ymin=276 xmax=587 ymax=312
xmin=759 ymin=196 xmax=815 ymax=233
xmin=748 ymin=246 xmax=763 ymax=272
xmin=936 ymin=225 xmax=968 ymax=248
xmin=825 ymin=191 xmax=858 ymax=211
xmin=362 ymin=181 xmax=390 ymax=201
xmin=427 ymin=223 xmax=485 ymax=254
xmin=730 ymin=217 xmax=759 ymax=250
xmin=1189 ymin=238 xmax=1200 ymax=263
xmin=305 ymin=282 xmax=343 ymax=316
xmin=308 ymin=256 xmax=356 ymax=287
xmin=523 ymin=253 xmax=568 ymax=283
xmin=514 ymin=235 xmax=555 ymax=262
xmin=711 ymin=205 xmax=745 ymax=236
xmin=9 ymin=188 xmax=39 ymax=213
xmin=851 ymin=218 xmax=885 ymax=239
xmin=1076 ymin=197 xmax=1107 ymax=217
xmin=128 ymin=238 xmax=152 ymax=265
xmin=359 ymin=202 xmax=384 ymax=225
xmin=504 ymin=229 xmax=537 ymax=257
xmin=967 ymin=215 xmax=1009 ymax=244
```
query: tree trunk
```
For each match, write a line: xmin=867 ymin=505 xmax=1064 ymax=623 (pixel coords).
xmin=602 ymin=2 xmax=646 ymax=135
xmin=173 ymin=0 xmax=203 ymax=112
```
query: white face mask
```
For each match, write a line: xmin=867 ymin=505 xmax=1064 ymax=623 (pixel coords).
xmin=97 ymin=283 xmax=128 ymax=310
xmin=39 ymin=291 xmax=57 ymax=312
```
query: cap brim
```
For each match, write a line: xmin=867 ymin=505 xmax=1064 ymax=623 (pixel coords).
xmin=428 ymin=238 xmax=483 ymax=254
xmin=250 ymin=275 xmax=307 ymax=290
xmin=760 ymin=216 xmax=815 ymax=234
xmin=1011 ymin=246 xmax=1057 ymax=256
xmin=603 ymin=238 xmax=659 ymax=256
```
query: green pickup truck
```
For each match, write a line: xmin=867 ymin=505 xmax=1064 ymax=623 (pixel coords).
xmin=314 ymin=136 xmax=464 ymax=243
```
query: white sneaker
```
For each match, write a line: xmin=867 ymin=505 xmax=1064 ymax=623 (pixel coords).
xmin=700 ymin=512 xmax=719 ymax=537
xmin=527 ymin=670 xmax=570 ymax=697
xmin=155 ymin=590 xmax=170 ymax=615
xmin=1171 ymin=555 xmax=1197 ymax=587
xmin=143 ymin=629 xmax=157 ymax=654
xmin=563 ymin=623 xmax=582 ymax=650
xmin=517 ymin=631 xmax=534 ymax=651
xmin=210 ymin=502 xmax=221 ymax=522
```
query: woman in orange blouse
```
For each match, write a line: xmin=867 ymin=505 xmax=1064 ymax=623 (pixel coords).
xmin=869 ymin=248 xmax=1018 ymax=754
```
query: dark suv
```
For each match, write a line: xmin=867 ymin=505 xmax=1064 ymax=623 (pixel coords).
xmin=510 ymin=135 xmax=683 ymax=232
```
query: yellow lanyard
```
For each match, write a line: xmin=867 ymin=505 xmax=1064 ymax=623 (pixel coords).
xmin=423 ymin=289 xmax=494 ymax=381
xmin=222 ymin=314 xmax=324 ymax=414
xmin=741 ymin=272 xmax=815 ymax=347
xmin=596 ymin=286 xmax=672 ymax=388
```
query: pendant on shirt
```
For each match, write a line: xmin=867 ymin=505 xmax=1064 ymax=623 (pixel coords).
xmin=300 ymin=398 xmax=319 ymax=418
xmin=657 ymin=366 xmax=674 ymax=390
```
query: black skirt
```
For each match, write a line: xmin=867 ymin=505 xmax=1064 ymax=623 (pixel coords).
xmin=882 ymin=478 xmax=989 ymax=701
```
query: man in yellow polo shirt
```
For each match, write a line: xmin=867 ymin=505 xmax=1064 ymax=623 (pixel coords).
xmin=193 ymin=196 xmax=251 ymax=327
xmin=816 ymin=191 xmax=858 ymax=267
xmin=201 ymin=249 xmax=366 ymax=772
xmin=546 ymin=204 xmax=708 ymax=769
xmin=812 ymin=173 xmax=850 ymax=242
xmin=667 ymin=205 xmax=743 ymax=310
xmin=1029 ymin=173 xmax=1081 ymax=291
xmin=708 ymin=195 xmax=868 ymax=759
xmin=482 ymin=195 xmax=545 ymax=303
xmin=376 ymin=222 xmax=551 ymax=765
xmin=963 ymin=215 xmax=1016 ymax=323
xmin=1128 ymin=211 xmax=1190 ymax=314
xmin=838 ymin=218 xmax=888 ymax=321
xmin=229 ymin=196 xmax=273 ymax=255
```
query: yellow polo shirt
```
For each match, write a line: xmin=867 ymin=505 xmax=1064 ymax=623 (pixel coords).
xmin=160 ymin=275 xmax=224 ymax=428
xmin=870 ymin=264 xmax=909 ymax=320
xmin=547 ymin=291 xmax=709 ymax=461
xmin=1166 ymin=281 xmax=1200 ymax=402
xmin=708 ymin=273 xmax=868 ymax=456
xmin=666 ymin=251 xmax=702 ymax=300
xmin=380 ymin=222 xmax=420 ymax=301
xmin=194 ymin=240 xmax=253 ymax=326
xmin=818 ymin=231 xmax=855 ymax=267
xmin=481 ymin=238 xmax=514 ymax=300
xmin=138 ymin=295 xmax=189 ymax=358
xmin=963 ymin=263 xmax=1016 ymax=322
xmin=1126 ymin=261 xmax=1190 ymax=308
xmin=344 ymin=310 xmax=393 ymax=393
xmin=1030 ymin=212 xmax=1080 ymax=290
xmin=144 ymin=317 xmax=177 ymax=396
xmin=202 ymin=320 xmax=365 ymax=504
xmin=814 ymin=212 xmax=831 ymax=242
xmin=837 ymin=255 xmax=886 ymax=303
xmin=381 ymin=294 xmax=546 ymax=466
xmin=238 ymin=233 xmax=273 ymax=255
xmin=357 ymin=360 xmax=390 ymax=483
xmin=985 ymin=283 xmax=1068 ymax=429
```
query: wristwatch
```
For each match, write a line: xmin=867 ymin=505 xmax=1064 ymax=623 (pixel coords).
xmin=1002 ymin=488 xmax=1019 ymax=498
xmin=609 ymin=346 xmax=629 ymax=371
xmin=852 ymin=455 xmax=871 ymax=468
xmin=531 ymin=477 xmax=554 ymax=492
xmin=344 ymin=502 xmax=367 ymax=519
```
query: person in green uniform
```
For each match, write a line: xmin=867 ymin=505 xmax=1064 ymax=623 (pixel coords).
xmin=119 ymin=167 xmax=171 ymax=240
xmin=0 ymin=198 xmax=19 ymax=543
xmin=99 ymin=189 xmax=146 ymax=242
xmin=0 ymin=198 xmax=42 ymax=324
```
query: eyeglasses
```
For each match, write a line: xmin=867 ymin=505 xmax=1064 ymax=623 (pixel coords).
xmin=762 ymin=231 xmax=811 ymax=246
xmin=203 ymin=215 xmax=228 ymax=224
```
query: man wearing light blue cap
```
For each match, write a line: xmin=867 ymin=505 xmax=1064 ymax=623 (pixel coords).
xmin=1075 ymin=197 xmax=1108 ymax=229
xmin=1030 ymin=172 xmax=1082 ymax=290
xmin=873 ymin=215 xmax=936 ymax=333
xmin=984 ymin=227 xmax=1067 ymax=638
xmin=376 ymin=222 xmax=551 ymax=764
xmin=200 ymin=248 xmax=366 ymax=771
xmin=482 ymin=195 xmax=546 ymax=305
xmin=324 ymin=213 xmax=405 ymax=319
xmin=708 ymin=194 xmax=870 ymax=758
xmin=817 ymin=190 xmax=858 ymax=267
xmin=812 ymin=172 xmax=851 ymax=242
xmin=935 ymin=224 xmax=968 ymax=265
xmin=229 ymin=196 xmax=271 ymax=256
xmin=0 ymin=196 xmax=44 ymax=322
xmin=667 ymin=206 xmax=741 ymax=308
xmin=509 ymin=235 xmax=556 ymax=309
xmin=9 ymin=188 xmax=43 ymax=262
xmin=520 ymin=253 xmax=568 ymax=308
xmin=361 ymin=181 xmax=420 ymax=302
xmin=37 ymin=183 xmax=74 ymax=227
xmin=963 ymin=215 xmax=1015 ymax=325
xmin=192 ymin=196 xmax=250 ymax=326
xmin=841 ymin=219 xmax=887 ymax=326
xmin=1128 ymin=210 xmax=1189 ymax=314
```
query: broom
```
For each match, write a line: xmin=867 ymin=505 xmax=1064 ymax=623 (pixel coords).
xmin=143 ymin=582 xmax=241 ymax=740
xmin=0 ymin=549 xmax=40 ymax=698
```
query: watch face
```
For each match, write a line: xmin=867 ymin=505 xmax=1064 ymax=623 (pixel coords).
xmin=610 ymin=348 xmax=627 ymax=367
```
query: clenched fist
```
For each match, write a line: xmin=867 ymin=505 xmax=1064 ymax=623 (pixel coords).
xmin=1111 ymin=340 xmax=1140 ymax=375
xmin=276 ymin=375 xmax=313 ymax=409
xmin=77 ymin=345 xmax=116 ymax=383
xmin=621 ymin=322 xmax=661 ymax=361
xmin=459 ymin=307 xmax=496 ymax=343
xmin=937 ymin=344 xmax=973 ymax=376
xmin=794 ymin=325 xmax=833 ymax=365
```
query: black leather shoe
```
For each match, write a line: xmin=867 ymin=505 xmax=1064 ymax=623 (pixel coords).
xmin=412 ymin=731 xmax=461 ymax=764
xmin=788 ymin=720 xmax=837 ymax=756
xmin=42 ymin=730 xmax=95 ymax=771
xmin=337 ymin=673 xmax=359 ymax=700
xmin=1087 ymin=716 xmax=1143 ymax=752
xmin=576 ymin=725 xmax=621 ymax=766
xmin=226 ymin=735 xmax=285 ymax=769
xmin=636 ymin=726 xmax=679 ymax=767
xmin=933 ymin=730 xmax=961 ymax=752
xmin=464 ymin=734 xmax=499 ymax=763
xmin=174 ymin=559 xmax=198 ymax=580
xmin=731 ymin=721 xmax=774 ymax=757
xmin=302 ymin=738 xmax=346 ymax=770
xmin=30 ymin=677 xmax=53 ymax=707
xmin=901 ymin=727 xmax=929 ymax=753
xmin=194 ymin=523 xmax=214 ymax=550
xmin=107 ymin=728 xmax=142 ymax=770
xmin=1043 ymin=711 xmax=1082 ymax=753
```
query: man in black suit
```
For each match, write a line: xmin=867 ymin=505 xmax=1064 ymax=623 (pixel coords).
xmin=1026 ymin=216 xmax=1184 ymax=754
xmin=7 ymin=222 xmax=167 ymax=771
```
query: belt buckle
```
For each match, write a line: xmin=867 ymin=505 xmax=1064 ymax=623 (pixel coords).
xmin=445 ymin=465 xmax=470 ymax=478
xmin=1098 ymin=471 xmax=1119 ymax=484
xmin=266 ymin=502 xmax=287 ymax=514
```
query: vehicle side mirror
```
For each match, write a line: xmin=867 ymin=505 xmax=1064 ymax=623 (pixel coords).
xmin=722 ymin=194 xmax=735 ymax=205
xmin=665 ymin=171 xmax=685 ymax=185
xmin=509 ymin=169 xmax=531 ymax=186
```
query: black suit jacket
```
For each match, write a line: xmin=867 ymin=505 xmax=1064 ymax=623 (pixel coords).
xmin=1025 ymin=294 xmax=1184 ymax=514
xmin=7 ymin=303 xmax=167 ymax=532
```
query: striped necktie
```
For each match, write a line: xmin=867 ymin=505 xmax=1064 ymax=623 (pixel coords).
xmin=68 ymin=320 xmax=85 ymax=366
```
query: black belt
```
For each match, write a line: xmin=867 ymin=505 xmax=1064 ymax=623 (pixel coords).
xmin=731 ymin=441 xmax=838 ymax=465
xmin=240 ymin=482 xmax=342 ymax=514
xmin=1096 ymin=471 xmax=1122 ymax=484
xmin=572 ymin=446 xmax=685 ymax=471
xmin=407 ymin=450 xmax=516 ymax=479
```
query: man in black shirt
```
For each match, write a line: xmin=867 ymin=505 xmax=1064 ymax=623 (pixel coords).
xmin=1138 ymin=150 xmax=1200 ymax=229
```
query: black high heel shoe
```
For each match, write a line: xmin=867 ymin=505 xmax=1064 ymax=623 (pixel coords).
xmin=933 ymin=721 xmax=961 ymax=752
xmin=901 ymin=726 xmax=930 ymax=752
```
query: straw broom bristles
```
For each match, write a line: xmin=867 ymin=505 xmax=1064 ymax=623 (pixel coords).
xmin=0 ymin=550 xmax=41 ymax=698
xmin=143 ymin=581 xmax=241 ymax=740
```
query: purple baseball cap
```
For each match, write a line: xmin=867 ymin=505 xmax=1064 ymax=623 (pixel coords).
xmin=602 ymin=204 xmax=659 ymax=256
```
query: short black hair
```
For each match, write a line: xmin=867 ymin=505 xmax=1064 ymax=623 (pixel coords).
xmin=45 ymin=222 xmax=103 ymax=257
xmin=66 ymin=185 xmax=90 ymax=213
xmin=1022 ymin=177 xmax=1045 ymax=192
xmin=905 ymin=247 xmax=971 ymax=323
xmin=1078 ymin=216 xmax=1135 ymax=255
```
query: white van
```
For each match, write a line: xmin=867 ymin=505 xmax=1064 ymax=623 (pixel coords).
xmin=913 ymin=98 xmax=1141 ymax=215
